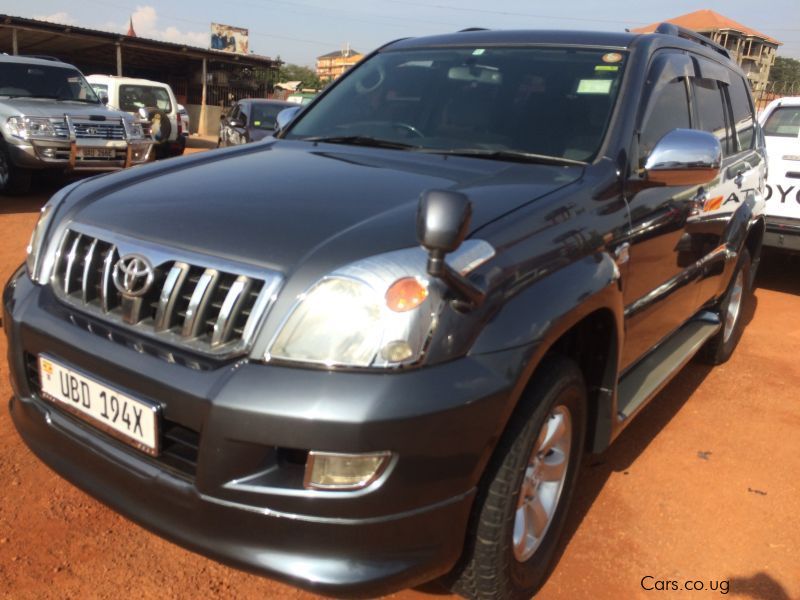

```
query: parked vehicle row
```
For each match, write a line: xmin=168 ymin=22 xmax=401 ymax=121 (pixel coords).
xmin=0 ymin=55 xmax=153 ymax=194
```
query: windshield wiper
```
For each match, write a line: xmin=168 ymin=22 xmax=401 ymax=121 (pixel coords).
xmin=62 ymin=98 xmax=101 ymax=104
xmin=423 ymin=148 xmax=586 ymax=166
xmin=301 ymin=135 xmax=419 ymax=150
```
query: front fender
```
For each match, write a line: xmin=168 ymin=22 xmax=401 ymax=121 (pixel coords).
xmin=470 ymin=251 xmax=624 ymax=356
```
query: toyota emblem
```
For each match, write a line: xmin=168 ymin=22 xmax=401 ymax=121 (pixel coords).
xmin=112 ymin=254 xmax=154 ymax=297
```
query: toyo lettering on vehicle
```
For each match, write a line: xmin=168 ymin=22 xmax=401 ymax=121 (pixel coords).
xmin=759 ymin=95 xmax=800 ymax=252
xmin=4 ymin=24 xmax=766 ymax=599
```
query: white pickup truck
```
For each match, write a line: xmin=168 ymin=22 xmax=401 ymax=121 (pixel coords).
xmin=760 ymin=96 xmax=800 ymax=252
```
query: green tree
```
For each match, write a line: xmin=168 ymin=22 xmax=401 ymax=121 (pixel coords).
xmin=769 ymin=56 xmax=800 ymax=85
xmin=278 ymin=63 xmax=322 ymax=90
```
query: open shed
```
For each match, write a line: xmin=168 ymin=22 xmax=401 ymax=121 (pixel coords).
xmin=0 ymin=14 xmax=281 ymax=134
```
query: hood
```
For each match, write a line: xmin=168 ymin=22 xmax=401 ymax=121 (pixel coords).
xmin=66 ymin=140 xmax=582 ymax=274
xmin=249 ymin=128 xmax=274 ymax=143
xmin=1 ymin=97 xmax=131 ymax=120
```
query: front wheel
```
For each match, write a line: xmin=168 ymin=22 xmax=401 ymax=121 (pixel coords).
xmin=0 ymin=143 xmax=32 ymax=195
xmin=698 ymin=248 xmax=751 ymax=365
xmin=451 ymin=357 xmax=586 ymax=600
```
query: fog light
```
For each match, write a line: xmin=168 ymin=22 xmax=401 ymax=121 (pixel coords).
xmin=41 ymin=148 xmax=56 ymax=158
xmin=304 ymin=451 xmax=392 ymax=490
xmin=381 ymin=340 xmax=413 ymax=363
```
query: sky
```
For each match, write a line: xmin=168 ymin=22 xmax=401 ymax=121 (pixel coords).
xmin=4 ymin=0 xmax=800 ymax=67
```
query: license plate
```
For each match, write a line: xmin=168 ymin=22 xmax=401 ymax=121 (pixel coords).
xmin=38 ymin=355 xmax=160 ymax=455
xmin=79 ymin=148 xmax=114 ymax=159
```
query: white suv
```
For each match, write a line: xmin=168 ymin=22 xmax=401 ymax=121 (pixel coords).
xmin=87 ymin=75 xmax=186 ymax=158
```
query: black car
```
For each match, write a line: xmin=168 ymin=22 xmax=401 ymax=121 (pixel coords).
xmin=218 ymin=98 xmax=295 ymax=146
xmin=5 ymin=25 xmax=766 ymax=599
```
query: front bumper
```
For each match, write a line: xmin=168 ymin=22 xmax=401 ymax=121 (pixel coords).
xmin=3 ymin=268 xmax=525 ymax=597
xmin=6 ymin=138 xmax=152 ymax=171
xmin=764 ymin=215 xmax=800 ymax=252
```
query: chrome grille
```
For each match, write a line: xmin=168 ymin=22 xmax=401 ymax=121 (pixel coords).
xmin=52 ymin=229 xmax=282 ymax=358
xmin=50 ymin=117 xmax=128 ymax=140
xmin=72 ymin=122 xmax=126 ymax=140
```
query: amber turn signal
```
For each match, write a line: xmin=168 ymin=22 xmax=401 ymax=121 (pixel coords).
xmin=385 ymin=277 xmax=428 ymax=312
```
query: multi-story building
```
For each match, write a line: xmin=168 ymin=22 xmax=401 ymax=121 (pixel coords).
xmin=316 ymin=45 xmax=362 ymax=82
xmin=634 ymin=10 xmax=781 ymax=92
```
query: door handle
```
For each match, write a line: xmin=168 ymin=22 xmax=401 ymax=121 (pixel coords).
xmin=690 ymin=188 xmax=707 ymax=215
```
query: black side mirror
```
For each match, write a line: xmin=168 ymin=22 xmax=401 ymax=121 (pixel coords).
xmin=417 ymin=189 xmax=485 ymax=308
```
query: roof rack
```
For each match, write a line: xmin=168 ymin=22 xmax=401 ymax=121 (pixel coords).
xmin=19 ymin=54 xmax=63 ymax=62
xmin=654 ymin=23 xmax=731 ymax=59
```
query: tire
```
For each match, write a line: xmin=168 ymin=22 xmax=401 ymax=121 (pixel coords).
xmin=0 ymin=142 xmax=32 ymax=195
xmin=451 ymin=357 xmax=586 ymax=600
xmin=698 ymin=248 xmax=751 ymax=365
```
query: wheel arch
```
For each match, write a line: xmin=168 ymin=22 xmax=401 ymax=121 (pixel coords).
xmin=472 ymin=252 xmax=625 ymax=460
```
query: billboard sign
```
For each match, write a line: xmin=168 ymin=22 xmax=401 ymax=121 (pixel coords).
xmin=210 ymin=23 xmax=249 ymax=54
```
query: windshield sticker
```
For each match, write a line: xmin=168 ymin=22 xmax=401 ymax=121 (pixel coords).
xmin=595 ymin=65 xmax=619 ymax=72
xmin=602 ymin=52 xmax=623 ymax=63
xmin=253 ymin=121 xmax=261 ymax=127
xmin=577 ymin=79 xmax=613 ymax=94
xmin=472 ymin=48 xmax=486 ymax=55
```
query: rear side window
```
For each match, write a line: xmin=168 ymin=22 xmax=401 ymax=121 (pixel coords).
xmin=728 ymin=77 xmax=755 ymax=151
xmin=763 ymin=106 xmax=800 ymax=138
xmin=639 ymin=78 xmax=691 ymax=167
xmin=693 ymin=78 xmax=732 ymax=156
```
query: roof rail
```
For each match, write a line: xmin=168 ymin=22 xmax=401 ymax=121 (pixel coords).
xmin=19 ymin=54 xmax=63 ymax=62
xmin=654 ymin=23 xmax=731 ymax=59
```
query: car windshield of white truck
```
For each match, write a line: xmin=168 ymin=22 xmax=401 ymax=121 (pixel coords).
xmin=0 ymin=63 xmax=101 ymax=103
xmin=119 ymin=85 xmax=172 ymax=113
xmin=286 ymin=46 xmax=626 ymax=162
xmin=763 ymin=106 xmax=800 ymax=138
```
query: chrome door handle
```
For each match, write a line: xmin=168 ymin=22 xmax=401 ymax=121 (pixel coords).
xmin=690 ymin=188 xmax=707 ymax=215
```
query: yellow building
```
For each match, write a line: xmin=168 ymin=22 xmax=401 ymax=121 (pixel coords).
xmin=316 ymin=46 xmax=362 ymax=82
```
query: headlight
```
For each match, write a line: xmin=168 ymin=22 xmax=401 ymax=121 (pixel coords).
xmin=127 ymin=121 xmax=145 ymax=140
xmin=25 ymin=182 xmax=81 ymax=284
xmin=26 ymin=203 xmax=56 ymax=283
xmin=6 ymin=116 xmax=59 ymax=140
xmin=267 ymin=240 xmax=494 ymax=368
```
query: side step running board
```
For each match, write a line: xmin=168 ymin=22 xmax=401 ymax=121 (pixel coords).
xmin=617 ymin=313 xmax=721 ymax=421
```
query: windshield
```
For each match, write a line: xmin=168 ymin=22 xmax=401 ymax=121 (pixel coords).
xmin=286 ymin=46 xmax=626 ymax=162
xmin=0 ymin=63 xmax=100 ymax=103
xmin=763 ymin=106 xmax=800 ymax=138
xmin=118 ymin=85 xmax=172 ymax=113
xmin=251 ymin=103 xmax=290 ymax=129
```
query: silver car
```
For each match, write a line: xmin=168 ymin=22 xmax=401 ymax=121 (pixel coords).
xmin=0 ymin=55 xmax=153 ymax=194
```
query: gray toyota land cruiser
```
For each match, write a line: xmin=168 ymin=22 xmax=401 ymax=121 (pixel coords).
xmin=4 ymin=25 xmax=766 ymax=599
xmin=0 ymin=55 xmax=153 ymax=194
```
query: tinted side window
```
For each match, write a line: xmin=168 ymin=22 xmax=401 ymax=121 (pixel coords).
xmin=729 ymin=76 xmax=755 ymax=151
xmin=694 ymin=78 xmax=731 ymax=156
xmin=639 ymin=78 xmax=691 ymax=167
